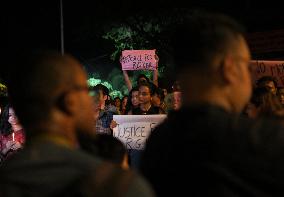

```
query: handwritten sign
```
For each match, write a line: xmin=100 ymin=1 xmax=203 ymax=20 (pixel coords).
xmin=113 ymin=115 xmax=167 ymax=150
xmin=120 ymin=50 xmax=157 ymax=70
xmin=250 ymin=60 xmax=284 ymax=87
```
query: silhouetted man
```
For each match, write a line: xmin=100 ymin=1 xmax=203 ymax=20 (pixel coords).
xmin=140 ymin=11 xmax=284 ymax=196
xmin=0 ymin=51 xmax=154 ymax=197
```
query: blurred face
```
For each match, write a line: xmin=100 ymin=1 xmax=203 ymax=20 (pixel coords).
xmin=162 ymin=89 xmax=168 ymax=97
xmin=152 ymin=93 xmax=161 ymax=107
xmin=265 ymin=81 xmax=277 ymax=95
xmin=139 ymin=86 xmax=151 ymax=105
xmin=92 ymin=91 xmax=103 ymax=119
xmin=244 ymin=102 xmax=258 ymax=119
xmin=114 ymin=98 xmax=121 ymax=108
xmin=173 ymin=91 xmax=182 ymax=110
xmin=278 ymin=89 xmax=284 ymax=104
xmin=96 ymin=90 xmax=106 ymax=110
xmin=122 ymin=97 xmax=128 ymax=107
xmin=8 ymin=108 xmax=20 ymax=126
xmin=72 ymin=66 xmax=96 ymax=135
xmin=231 ymin=36 xmax=252 ymax=113
xmin=131 ymin=91 xmax=139 ymax=107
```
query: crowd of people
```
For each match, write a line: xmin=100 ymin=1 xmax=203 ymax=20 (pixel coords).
xmin=1 ymin=10 xmax=284 ymax=196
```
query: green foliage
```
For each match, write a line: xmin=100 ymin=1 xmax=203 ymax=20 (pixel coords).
xmin=102 ymin=26 xmax=135 ymax=61
xmin=87 ymin=78 xmax=101 ymax=87
xmin=102 ymin=9 xmax=189 ymax=61
xmin=110 ymin=90 xmax=123 ymax=99
xmin=102 ymin=17 xmax=163 ymax=61
xmin=0 ymin=83 xmax=8 ymax=97
xmin=101 ymin=81 xmax=113 ymax=91
xmin=94 ymin=9 xmax=192 ymax=94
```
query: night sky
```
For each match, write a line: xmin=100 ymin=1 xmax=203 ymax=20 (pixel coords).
xmin=2 ymin=1 xmax=283 ymax=49
xmin=1 ymin=0 xmax=283 ymax=78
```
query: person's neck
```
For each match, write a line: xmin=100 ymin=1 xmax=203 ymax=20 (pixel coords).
xmin=12 ymin=124 xmax=22 ymax=132
xmin=29 ymin=122 xmax=78 ymax=149
xmin=100 ymin=102 xmax=106 ymax=110
xmin=140 ymin=102 xmax=151 ymax=112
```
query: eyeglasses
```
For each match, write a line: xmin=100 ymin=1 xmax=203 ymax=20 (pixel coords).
xmin=70 ymin=85 xmax=96 ymax=96
xmin=55 ymin=85 xmax=95 ymax=108
xmin=57 ymin=85 xmax=93 ymax=100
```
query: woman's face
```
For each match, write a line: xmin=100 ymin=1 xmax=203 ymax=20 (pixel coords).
xmin=139 ymin=86 xmax=151 ymax=105
xmin=122 ymin=97 xmax=128 ymax=107
xmin=173 ymin=91 xmax=182 ymax=110
xmin=8 ymin=108 xmax=19 ymax=126
xmin=131 ymin=91 xmax=140 ymax=107
xmin=278 ymin=89 xmax=284 ymax=104
xmin=114 ymin=98 xmax=121 ymax=108
xmin=152 ymin=93 xmax=161 ymax=107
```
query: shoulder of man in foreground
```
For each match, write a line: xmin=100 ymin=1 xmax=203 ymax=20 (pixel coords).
xmin=140 ymin=106 xmax=284 ymax=195
xmin=0 ymin=141 xmax=155 ymax=197
xmin=79 ymin=158 xmax=156 ymax=197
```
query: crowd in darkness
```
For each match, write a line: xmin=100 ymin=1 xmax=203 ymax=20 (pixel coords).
xmin=1 ymin=9 xmax=284 ymax=197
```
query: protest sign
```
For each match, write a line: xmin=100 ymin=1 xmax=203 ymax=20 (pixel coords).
xmin=113 ymin=115 xmax=167 ymax=150
xmin=120 ymin=50 xmax=157 ymax=70
xmin=250 ymin=60 xmax=284 ymax=87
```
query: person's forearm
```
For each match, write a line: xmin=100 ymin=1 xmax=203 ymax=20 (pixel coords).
xmin=123 ymin=70 xmax=132 ymax=91
xmin=153 ymin=69 xmax=158 ymax=87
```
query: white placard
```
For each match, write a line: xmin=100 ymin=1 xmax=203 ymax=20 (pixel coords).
xmin=113 ymin=115 xmax=167 ymax=150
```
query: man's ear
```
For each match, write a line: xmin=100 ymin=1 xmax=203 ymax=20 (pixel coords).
xmin=57 ymin=93 xmax=77 ymax=115
xmin=103 ymin=95 xmax=108 ymax=101
xmin=220 ymin=55 xmax=238 ymax=85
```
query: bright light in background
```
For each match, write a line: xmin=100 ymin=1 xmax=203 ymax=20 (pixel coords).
xmin=87 ymin=78 xmax=101 ymax=87
xmin=87 ymin=77 xmax=123 ymax=98
xmin=86 ymin=69 xmax=158 ymax=99
xmin=110 ymin=90 xmax=123 ymax=98
xmin=101 ymin=81 xmax=113 ymax=91
xmin=0 ymin=83 xmax=7 ymax=97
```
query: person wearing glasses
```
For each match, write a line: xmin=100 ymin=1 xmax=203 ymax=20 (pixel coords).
xmin=0 ymin=50 xmax=155 ymax=197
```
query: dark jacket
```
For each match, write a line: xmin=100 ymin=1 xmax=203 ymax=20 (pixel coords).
xmin=140 ymin=104 xmax=284 ymax=196
xmin=0 ymin=140 xmax=155 ymax=197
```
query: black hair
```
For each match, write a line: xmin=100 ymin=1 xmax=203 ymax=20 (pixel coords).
xmin=0 ymin=103 xmax=12 ymax=136
xmin=125 ymin=86 xmax=139 ymax=114
xmin=172 ymin=80 xmax=181 ymax=92
xmin=171 ymin=10 xmax=245 ymax=73
xmin=93 ymin=84 xmax=109 ymax=96
xmin=152 ymin=87 xmax=165 ymax=101
xmin=136 ymin=74 xmax=150 ymax=85
xmin=250 ymin=87 xmax=270 ymax=107
xmin=114 ymin=97 xmax=121 ymax=101
xmin=3 ymin=50 xmax=80 ymax=130
xmin=94 ymin=135 xmax=127 ymax=164
xmin=256 ymin=76 xmax=278 ymax=88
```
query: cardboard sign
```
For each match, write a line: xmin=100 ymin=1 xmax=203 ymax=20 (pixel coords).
xmin=250 ymin=60 xmax=284 ymax=87
xmin=120 ymin=50 xmax=157 ymax=70
xmin=113 ymin=115 xmax=167 ymax=150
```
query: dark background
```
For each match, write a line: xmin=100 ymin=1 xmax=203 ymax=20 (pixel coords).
xmin=1 ymin=1 xmax=284 ymax=88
